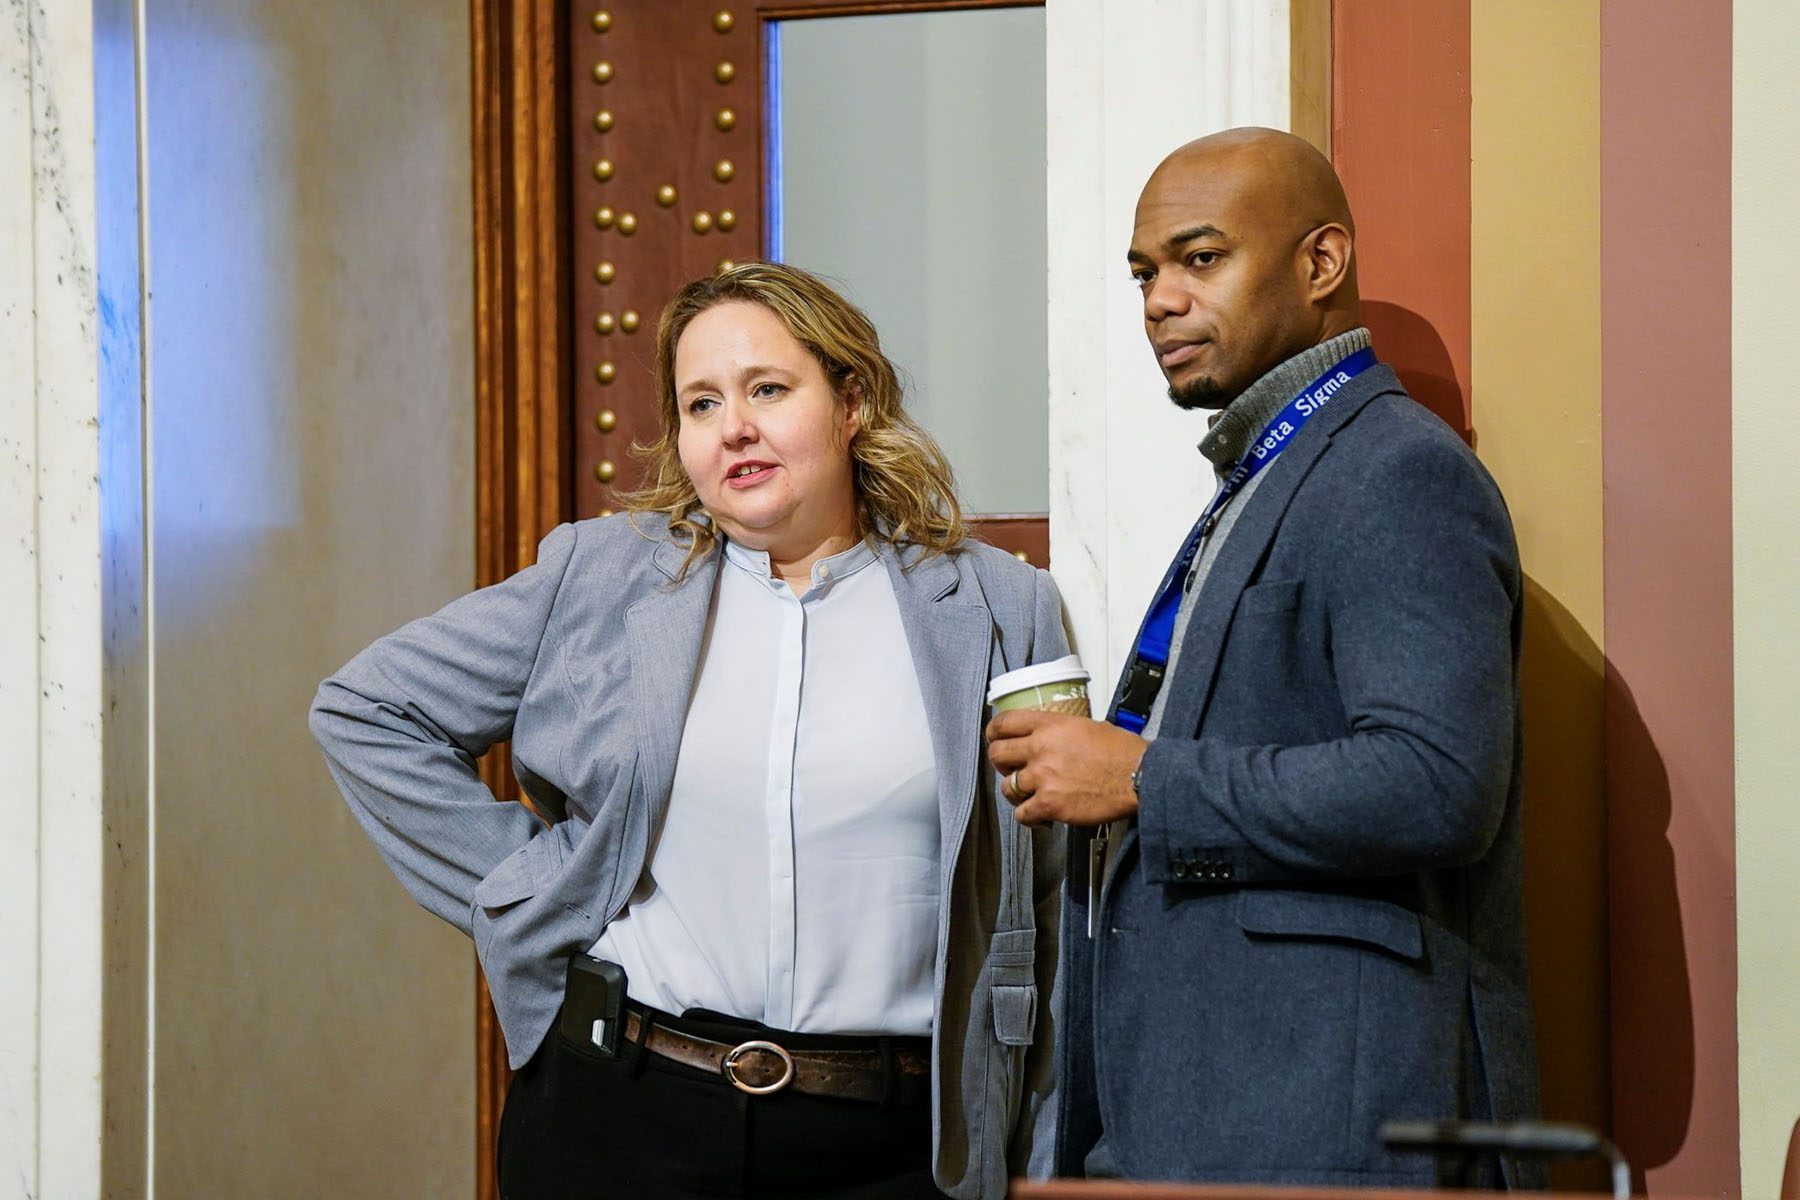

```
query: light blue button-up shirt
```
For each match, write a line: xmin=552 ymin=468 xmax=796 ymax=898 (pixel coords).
xmin=591 ymin=536 xmax=941 ymax=1035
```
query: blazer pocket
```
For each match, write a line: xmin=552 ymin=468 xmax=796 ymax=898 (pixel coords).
xmin=1236 ymin=578 xmax=1302 ymax=617
xmin=987 ymin=927 xmax=1038 ymax=1047
xmin=1236 ymin=888 xmax=1424 ymax=962
xmin=473 ymin=829 xmax=567 ymax=911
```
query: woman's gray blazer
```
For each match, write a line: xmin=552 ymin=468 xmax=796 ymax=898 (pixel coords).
xmin=310 ymin=513 xmax=1067 ymax=1198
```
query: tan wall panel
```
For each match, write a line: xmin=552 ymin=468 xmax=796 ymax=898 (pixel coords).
xmin=1288 ymin=0 xmax=1330 ymax=157
xmin=1469 ymin=0 xmax=1609 ymax=1169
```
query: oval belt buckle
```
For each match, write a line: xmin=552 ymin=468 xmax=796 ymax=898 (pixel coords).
xmin=722 ymin=1039 xmax=796 ymax=1096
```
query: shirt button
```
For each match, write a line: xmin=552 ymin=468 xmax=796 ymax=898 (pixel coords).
xmin=817 ymin=563 xmax=831 ymax=579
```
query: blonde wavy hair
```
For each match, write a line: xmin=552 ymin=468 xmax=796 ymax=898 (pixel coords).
xmin=622 ymin=261 xmax=968 ymax=574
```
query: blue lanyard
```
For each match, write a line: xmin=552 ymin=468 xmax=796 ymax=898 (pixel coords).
xmin=1111 ymin=346 xmax=1377 ymax=733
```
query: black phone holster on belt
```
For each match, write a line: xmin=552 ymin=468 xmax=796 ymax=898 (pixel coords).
xmin=558 ymin=954 xmax=628 ymax=1058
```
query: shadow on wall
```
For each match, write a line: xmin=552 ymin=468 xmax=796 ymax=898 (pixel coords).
xmin=1366 ymin=302 xmax=1622 ymax=1189
xmin=1363 ymin=300 xmax=1469 ymax=444
xmin=1603 ymin=664 xmax=1693 ymax=1194
xmin=1518 ymin=578 xmax=1613 ymax=1191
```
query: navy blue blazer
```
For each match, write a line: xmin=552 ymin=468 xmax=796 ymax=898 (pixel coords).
xmin=1056 ymin=364 xmax=1542 ymax=1188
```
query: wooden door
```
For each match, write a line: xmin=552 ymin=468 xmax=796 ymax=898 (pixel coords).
xmin=566 ymin=0 xmax=1049 ymax=558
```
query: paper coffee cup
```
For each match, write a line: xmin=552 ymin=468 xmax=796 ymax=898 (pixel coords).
xmin=987 ymin=654 xmax=1091 ymax=716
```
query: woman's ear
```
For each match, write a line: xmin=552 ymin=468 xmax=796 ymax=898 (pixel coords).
xmin=840 ymin=373 xmax=863 ymax=441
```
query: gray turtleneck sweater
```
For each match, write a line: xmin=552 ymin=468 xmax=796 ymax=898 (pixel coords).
xmin=1142 ymin=326 xmax=1373 ymax=739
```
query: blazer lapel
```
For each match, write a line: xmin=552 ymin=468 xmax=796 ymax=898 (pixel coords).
xmin=885 ymin=546 xmax=993 ymax=880
xmin=1158 ymin=368 xmax=1401 ymax=736
xmin=624 ymin=538 xmax=719 ymax=827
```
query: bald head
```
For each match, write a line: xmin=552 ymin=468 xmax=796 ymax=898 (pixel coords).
xmin=1149 ymin=127 xmax=1355 ymax=237
xmin=1129 ymin=127 xmax=1360 ymax=410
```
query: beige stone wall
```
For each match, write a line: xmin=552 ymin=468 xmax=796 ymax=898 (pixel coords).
xmin=1734 ymin=1 xmax=1800 ymax=1193
xmin=143 ymin=1 xmax=474 ymax=1194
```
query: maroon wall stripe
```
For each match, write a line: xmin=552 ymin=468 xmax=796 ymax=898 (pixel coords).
xmin=1601 ymin=2 xmax=1737 ymax=1193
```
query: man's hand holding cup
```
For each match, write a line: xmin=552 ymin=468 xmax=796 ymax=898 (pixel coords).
xmin=985 ymin=655 xmax=1148 ymax=828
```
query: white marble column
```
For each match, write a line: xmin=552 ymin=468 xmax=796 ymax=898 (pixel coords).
xmin=0 ymin=1 xmax=44 ymax=1182
xmin=0 ymin=0 xmax=111 ymax=1188
xmin=3 ymin=1 xmax=105 ymax=1195
xmin=1046 ymin=0 xmax=1306 ymax=694
xmin=0 ymin=0 xmax=148 ymax=1195
xmin=8 ymin=0 xmax=478 ymax=1190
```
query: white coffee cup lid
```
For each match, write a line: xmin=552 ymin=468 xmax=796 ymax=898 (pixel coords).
xmin=987 ymin=654 xmax=1090 ymax=704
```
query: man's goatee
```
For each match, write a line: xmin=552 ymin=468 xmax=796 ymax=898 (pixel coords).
xmin=1169 ymin=377 xmax=1232 ymax=411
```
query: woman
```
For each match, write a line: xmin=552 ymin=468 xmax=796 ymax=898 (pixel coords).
xmin=310 ymin=262 xmax=1066 ymax=1199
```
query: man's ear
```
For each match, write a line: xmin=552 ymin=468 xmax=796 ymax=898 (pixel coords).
xmin=1304 ymin=223 xmax=1353 ymax=302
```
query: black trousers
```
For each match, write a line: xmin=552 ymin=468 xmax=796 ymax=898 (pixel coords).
xmin=498 ymin=1008 xmax=948 ymax=1200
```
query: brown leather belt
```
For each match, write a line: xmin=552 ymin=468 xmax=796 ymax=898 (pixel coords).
xmin=621 ymin=1008 xmax=931 ymax=1104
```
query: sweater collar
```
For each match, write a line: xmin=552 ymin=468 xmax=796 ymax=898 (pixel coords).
xmin=1198 ymin=327 xmax=1373 ymax=474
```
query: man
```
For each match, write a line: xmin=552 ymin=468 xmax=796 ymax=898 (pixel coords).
xmin=986 ymin=128 xmax=1540 ymax=1187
